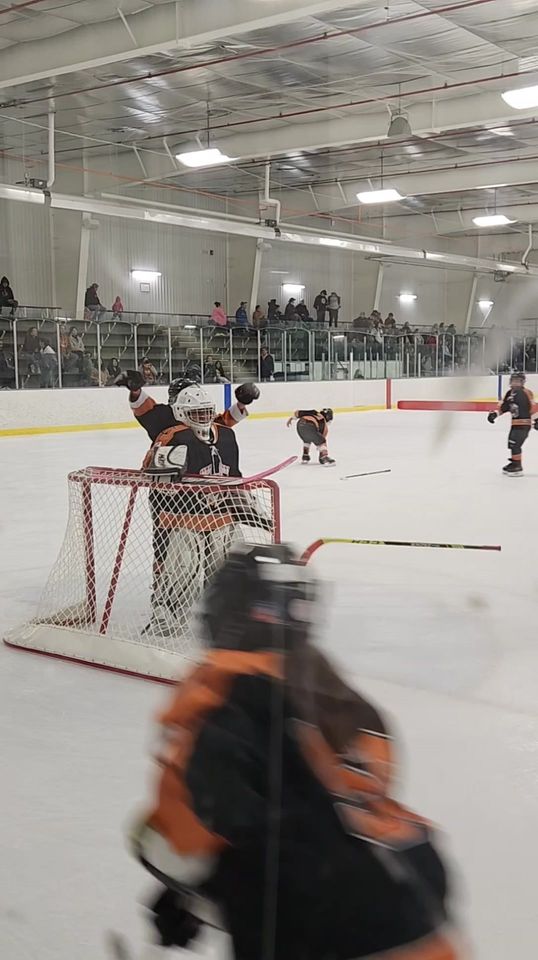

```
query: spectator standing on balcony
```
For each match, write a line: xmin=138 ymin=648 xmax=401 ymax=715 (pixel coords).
xmin=84 ymin=282 xmax=105 ymax=321
xmin=211 ymin=301 xmax=228 ymax=327
xmin=260 ymin=345 xmax=275 ymax=382
xmin=313 ymin=289 xmax=328 ymax=324
xmin=69 ymin=325 xmax=85 ymax=374
xmin=112 ymin=296 xmax=124 ymax=319
xmin=328 ymin=291 xmax=341 ymax=327
xmin=139 ymin=356 xmax=158 ymax=385
xmin=252 ymin=304 xmax=266 ymax=328
xmin=284 ymin=298 xmax=299 ymax=322
xmin=0 ymin=276 xmax=18 ymax=317
xmin=384 ymin=312 xmax=396 ymax=329
xmin=39 ymin=339 xmax=57 ymax=389
xmin=268 ymin=299 xmax=281 ymax=323
xmin=235 ymin=301 xmax=248 ymax=327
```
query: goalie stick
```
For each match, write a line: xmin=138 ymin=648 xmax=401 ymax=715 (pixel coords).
xmin=180 ymin=455 xmax=297 ymax=486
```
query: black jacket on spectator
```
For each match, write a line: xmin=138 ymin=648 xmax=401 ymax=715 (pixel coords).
xmin=0 ymin=277 xmax=16 ymax=306
xmin=261 ymin=352 xmax=274 ymax=380
xmin=85 ymin=285 xmax=101 ymax=308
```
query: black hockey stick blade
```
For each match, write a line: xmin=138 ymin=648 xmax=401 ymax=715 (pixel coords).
xmin=341 ymin=469 xmax=391 ymax=480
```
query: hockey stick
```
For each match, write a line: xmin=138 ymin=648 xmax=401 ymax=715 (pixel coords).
xmin=341 ymin=469 xmax=391 ymax=480
xmin=182 ymin=456 xmax=297 ymax=487
xmin=301 ymin=536 xmax=501 ymax=562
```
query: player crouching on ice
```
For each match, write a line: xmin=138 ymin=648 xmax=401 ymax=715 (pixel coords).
xmin=116 ymin=370 xmax=265 ymax=635
xmin=129 ymin=543 xmax=460 ymax=960
xmin=287 ymin=406 xmax=335 ymax=465
xmin=487 ymin=371 xmax=538 ymax=476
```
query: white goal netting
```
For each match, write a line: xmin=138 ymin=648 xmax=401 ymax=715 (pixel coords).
xmin=5 ymin=467 xmax=281 ymax=680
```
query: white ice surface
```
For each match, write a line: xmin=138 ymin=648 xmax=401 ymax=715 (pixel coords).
xmin=1 ymin=410 xmax=538 ymax=959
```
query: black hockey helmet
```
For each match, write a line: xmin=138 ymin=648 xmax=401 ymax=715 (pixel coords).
xmin=321 ymin=408 xmax=334 ymax=422
xmin=198 ymin=543 xmax=318 ymax=652
xmin=510 ymin=371 xmax=526 ymax=386
xmin=168 ymin=377 xmax=196 ymax=405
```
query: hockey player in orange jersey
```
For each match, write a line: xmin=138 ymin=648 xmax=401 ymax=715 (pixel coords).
xmin=487 ymin=371 xmax=538 ymax=475
xmin=287 ymin=407 xmax=335 ymax=465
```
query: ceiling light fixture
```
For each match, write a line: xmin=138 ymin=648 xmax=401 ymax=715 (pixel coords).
xmin=501 ymin=85 xmax=538 ymax=109
xmin=472 ymin=214 xmax=514 ymax=227
xmin=357 ymin=188 xmax=404 ymax=204
xmin=131 ymin=270 xmax=161 ymax=281
xmin=176 ymin=147 xmax=234 ymax=168
xmin=319 ymin=237 xmax=349 ymax=247
xmin=478 ymin=299 xmax=494 ymax=309
xmin=282 ymin=283 xmax=304 ymax=297
xmin=398 ymin=293 xmax=417 ymax=303
xmin=490 ymin=127 xmax=515 ymax=137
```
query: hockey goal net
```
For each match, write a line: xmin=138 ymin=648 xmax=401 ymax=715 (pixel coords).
xmin=5 ymin=467 xmax=281 ymax=681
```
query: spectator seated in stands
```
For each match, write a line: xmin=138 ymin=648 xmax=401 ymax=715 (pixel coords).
xmin=352 ymin=311 xmax=369 ymax=330
xmin=184 ymin=351 xmax=202 ymax=382
xmin=260 ymin=345 xmax=275 ymax=382
xmin=284 ymin=298 xmax=299 ymax=322
xmin=252 ymin=304 xmax=267 ymax=328
xmin=235 ymin=301 xmax=249 ymax=327
xmin=211 ymin=301 xmax=228 ymax=327
xmin=267 ymin=299 xmax=282 ymax=323
xmin=139 ymin=356 xmax=158 ymax=385
xmin=84 ymin=282 xmax=106 ymax=321
xmin=68 ymin=326 xmax=85 ymax=375
xmin=111 ymin=296 xmax=124 ymax=319
xmin=106 ymin=357 xmax=120 ymax=379
xmin=0 ymin=342 xmax=15 ymax=387
xmin=204 ymin=354 xmax=230 ymax=383
xmin=39 ymin=338 xmax=57 ymax=388
xmin=0 ymin=276 xmax=18 ymax=317
xmin=296 ymin=300 xmax=311 ymax=322
xmin=21 ymin=326 xmax=41 ymax=372
xmin=384 ymin=312 xmax=396 ymax=329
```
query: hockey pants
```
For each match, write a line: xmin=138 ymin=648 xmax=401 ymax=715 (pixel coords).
xmin=508 ymin=425 xmax=530 ymax=464
xmin=297 ymin=420 xmax=326 ymax=447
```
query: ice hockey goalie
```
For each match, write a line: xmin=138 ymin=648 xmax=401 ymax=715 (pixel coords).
xmin=117 ymin=372 xmax=267 ymax=637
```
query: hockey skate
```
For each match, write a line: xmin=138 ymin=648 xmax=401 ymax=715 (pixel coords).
xmin=319 ymin=455 xmax=336 ymax=466
xmin=141 ymin=603 xmax=179 ymax=639
xmin=301 ymin=453 xmax=311 ymax=464
xmin=502 ymin=460 xmax=523 ymax=477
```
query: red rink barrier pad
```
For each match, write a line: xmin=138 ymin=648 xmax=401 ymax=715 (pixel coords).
xmin=397 ymin=400 xmax=496 ymax=412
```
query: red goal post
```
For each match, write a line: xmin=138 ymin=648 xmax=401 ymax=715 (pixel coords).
xmin=5 ymin=467 xmax=281 ymax=682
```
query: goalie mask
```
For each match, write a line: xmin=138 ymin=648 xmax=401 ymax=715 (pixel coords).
xmin=168 ymin=377 xmax=196 ymax=406
xmin=171 ymin=383 xmax=215 ymax=442
xmin=198 ymin=543 xmax=318 ymax=652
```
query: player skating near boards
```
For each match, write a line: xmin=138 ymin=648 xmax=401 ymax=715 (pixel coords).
xmin=129 ymin=543 xmax=460 ymax=960
xmin=487 ymin=371 xmax=538 ymax=476
xmin=116 ymin=370 xmax=265 ymax=634
xmin=287 ymin=407 xmax=335 ymax=465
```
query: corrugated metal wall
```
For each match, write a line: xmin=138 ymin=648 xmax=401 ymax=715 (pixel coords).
xmin=87 ymin=215 xmax=228 ymax=315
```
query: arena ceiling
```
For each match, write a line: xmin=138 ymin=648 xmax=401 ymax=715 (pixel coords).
xmin=2 ymin=0 xmax=538 ymax=236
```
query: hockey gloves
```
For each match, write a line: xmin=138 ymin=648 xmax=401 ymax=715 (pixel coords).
xmin=487 ymin=411 xmax=498 ymax=424
xmin=148 ymin=887 xmax=202 ymax=949
xmin=235 ymin=382 xmax=260 ymax=405
xmin=114 ymin=369 xmax=145 ymax=392
xmin=534 ymin=419 xmax=538 ymax=431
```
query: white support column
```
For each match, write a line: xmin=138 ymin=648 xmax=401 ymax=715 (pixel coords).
xmin=75 ymin=216 xmax=91 ymax=322
xmin=373 ymin=264 xmax=384 ymax=312
xmin=249 ymin=239 xmax=264 ymax=321
xmin=464 ymin=276 xmax=478 ymax=333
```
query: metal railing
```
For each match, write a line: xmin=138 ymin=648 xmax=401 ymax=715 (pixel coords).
xmin=0 ymin=312 xmax=535 ymax=390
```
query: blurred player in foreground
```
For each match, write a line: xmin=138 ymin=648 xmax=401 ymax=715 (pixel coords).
xmin=487 ymin=371 xmax=537 ymax=475
xmin=130 ymin=543 xmax=461 ymax=960
xmin=116 ymin=371 xmax=266 ymax=635
xmin=287 ymin=407 xmax=335 ymax=465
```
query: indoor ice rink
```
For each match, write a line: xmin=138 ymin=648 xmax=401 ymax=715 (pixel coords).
xmin=2 ymin=1 xmax=538 ymax=959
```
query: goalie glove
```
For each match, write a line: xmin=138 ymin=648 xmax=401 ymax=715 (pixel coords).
xmin=534 ymin=419 xmax=538 ymax=431
xmin=148 ymin=887 xmax=202 ymax=949
xmin=235 ymin=382 xmax=260 ymax=406
xmin=487 ymin=411 xmax=497 ymax=424
xmin=114 ymin=369 xmax=145 ymax=392
xmin=144 ymin=444 xmax=188 ymax=479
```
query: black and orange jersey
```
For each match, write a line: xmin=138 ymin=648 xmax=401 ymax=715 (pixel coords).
xmin=130 ymin=388 xmax=247 ymax=445
xmin=142 ymin=420 xmax=241 ymax=478
xmin=497 ymin=386 xmax=537 ymax=427
xmin=295 ymin=408 xmax=329 ymax=438
xmin=137 ymin=646 xmax=458 ymax=960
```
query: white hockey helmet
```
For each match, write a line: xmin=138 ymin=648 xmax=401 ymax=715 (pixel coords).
xmin=172 ymin=383 xmax=215 ymax=442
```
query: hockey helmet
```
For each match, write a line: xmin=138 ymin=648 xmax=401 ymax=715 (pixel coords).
xmin=171 ymin=383 xmax=215 ymax=442
xmin=321 ymin=408 xmax=334 ymax=422
xmin=510 ymin=371 xmax=526 ymax=386
xmin=198 ymin=543 xmax=318 ymax=652
xmin=168 ymin=377 xmax=196 ymax=405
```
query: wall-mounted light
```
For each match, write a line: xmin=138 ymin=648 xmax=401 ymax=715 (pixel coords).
xmin=478 ymin=299 xmax=494 ymax=309
xmin=357 ymin=188 xmax=405 ymax=204
xmin=398 ymin=293 xmax=417 ymax=303
xmin=282 ymin=283 xmax=305 ymax=298
xmin=472 ymin=214 xmax=514 ymax=227
xmin=131 ymin=270 xmax=162 ymax=281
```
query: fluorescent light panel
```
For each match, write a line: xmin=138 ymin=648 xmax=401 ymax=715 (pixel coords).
xmin=176 ymin=147 xmax=234 ymax=168
xmin=282 ymin=283 xmax=304 ymax=297
xmin=478 ymin=299 xmax=494 ymax=309
xmin=357 ymin=188 xmax=405 ymax=204
xmin=131 ymin=270 xmax=161 ymax=281
xmin=472 ymin=214 xmax=513 ymax=227
xmin=501 ymin=85 xmax=538 ymax=110
xmin=398 ymin=293 xmax=417 ymax=303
